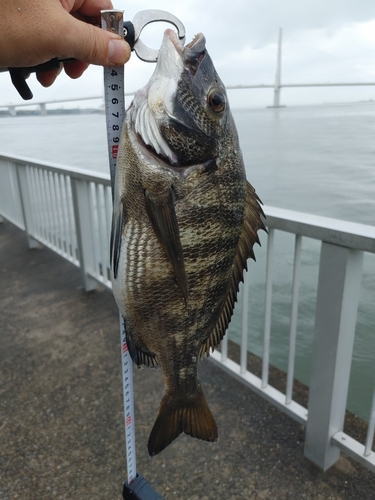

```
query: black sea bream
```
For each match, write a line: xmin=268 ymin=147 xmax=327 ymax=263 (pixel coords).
xmin=110 ymin=29 xmax=265 ymax=456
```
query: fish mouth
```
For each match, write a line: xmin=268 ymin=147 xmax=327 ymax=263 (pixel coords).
xmin=184 ymin=32 xmax=206 ymax=54
xmin=164 ymin=29 xmax=205 ymax=51
xmin=164 ymin=30 xmax=207 ymax=76
xmin=183 ymin=33 xmax=206 ymax=75
xmin=163 ymin=28 xmax=184 ymax=55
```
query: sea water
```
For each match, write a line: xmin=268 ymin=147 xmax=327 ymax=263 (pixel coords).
xmin=1 ymin=102 xmax=374 ymax=420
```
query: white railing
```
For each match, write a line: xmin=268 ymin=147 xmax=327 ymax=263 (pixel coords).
xmin=1 ymin=152 xmax=375 ymax=473
xmin=0 ymin=154 xmax=112 ymax=290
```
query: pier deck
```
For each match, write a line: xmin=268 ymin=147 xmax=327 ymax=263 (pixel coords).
xmin=1 ymin=219 xmax=374 ymax=499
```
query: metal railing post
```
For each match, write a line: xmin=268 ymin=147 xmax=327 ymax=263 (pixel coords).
xmin=262 ymin=227 xmax=275 ymax=388
xmin=304 ymin=242 xmax=364 ymax=470
xmin=15 ymin=164 xmax=39 ymax=249
xmin=71 ymin=178 xmax=98 ymax=291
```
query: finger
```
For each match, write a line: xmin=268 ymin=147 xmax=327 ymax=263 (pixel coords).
xmin=64 ymin=60 xmax=89 ymax=79
xmin=60 ymin=15 xmax=131 ymax=66
xmin=36 ymin=65 xmax=63 ymax=87
xmin=69 ymin=0 xmax=114 ymax=17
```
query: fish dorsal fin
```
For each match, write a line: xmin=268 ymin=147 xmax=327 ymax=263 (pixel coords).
xmin=145 ymin=186 xmax=189 ymax=304
xmin=199 ymin=181 xmax=266 ymax=359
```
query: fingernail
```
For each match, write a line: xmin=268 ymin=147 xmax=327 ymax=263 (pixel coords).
xmin=108 ymin=39 xmax=127 ymax=65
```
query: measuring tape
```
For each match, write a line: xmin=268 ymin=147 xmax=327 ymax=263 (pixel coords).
xmin=119 ymin=314 xmax=137 ymax=484
xmin=101 ymin=10 xmax=126 ymax=200
xmin=101 ymin=10 xmax=137 ymax=486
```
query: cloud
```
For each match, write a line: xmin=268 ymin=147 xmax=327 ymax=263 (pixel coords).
xmin=1 ymin=0 xmax=375 ymax=107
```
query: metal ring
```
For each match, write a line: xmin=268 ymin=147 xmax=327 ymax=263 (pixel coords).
xmin=132 ymin=10 xmax=186 ymax=62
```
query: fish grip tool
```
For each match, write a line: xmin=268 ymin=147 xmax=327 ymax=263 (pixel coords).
xmin=101 ymin=9 xmax=185 ymax=500
xmin=1 ymin=9 xmax=185 ymax=100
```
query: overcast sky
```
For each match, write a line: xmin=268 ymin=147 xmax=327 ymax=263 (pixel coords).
xmin=1 ymin=0 xmax=375 ymax=108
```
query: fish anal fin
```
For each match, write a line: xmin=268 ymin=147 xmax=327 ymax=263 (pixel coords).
xmin=147 ymin=385 xmax=217 ymax=456
xmin=145 ymin=186 xmax=188 ymax=303
xmin=199 ymin=181 xmax=266 ymax=359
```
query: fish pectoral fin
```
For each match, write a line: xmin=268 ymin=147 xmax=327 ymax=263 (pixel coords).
xmin=147 ymin=385 xmax=218 ymax=456
xmin=110 ymin=202 xmax=124 ymax=280
xmin=145 ymin=186 xmax=188 ymax=304
xmin=199 ymin=181 xmax=266 ymax=360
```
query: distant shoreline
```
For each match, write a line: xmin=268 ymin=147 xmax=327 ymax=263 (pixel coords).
xmin=1 ymin=98 xmax=375 ymax=118
xmin=0 ymin=108 xmax=104 ymax=118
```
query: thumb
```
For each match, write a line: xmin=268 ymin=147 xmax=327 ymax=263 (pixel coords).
xmin=61 ymin=16 xmax=131 ymax=66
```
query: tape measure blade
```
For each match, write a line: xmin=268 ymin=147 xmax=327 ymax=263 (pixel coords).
xmin=120 ymin=314 xmax=137 ymax=484
xmin=101 ymin=10 xmax=126 ymax=199
xmin=104 ymin=65 xmax=125 ymax=199
xmin=101 ymin=9 xmax=137 ymax=486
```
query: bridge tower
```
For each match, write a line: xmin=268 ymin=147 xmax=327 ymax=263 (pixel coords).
xmin=270 ymin=28 xmax=284 ymax=108
xmin=39 ymin=103 xmax=47 ymax=116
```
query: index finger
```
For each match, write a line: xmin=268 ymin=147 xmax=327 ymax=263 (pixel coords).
xmin=67 ymin=0 xmax=114 ymax=17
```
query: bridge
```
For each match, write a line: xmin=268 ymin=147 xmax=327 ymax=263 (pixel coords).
xmin=0 ymin=93 xmax=132 ymax=117
xmin=1 ymin=28 xmax=375 ymax=115
xmin=226 ymin=29 xmax=375 ymax=107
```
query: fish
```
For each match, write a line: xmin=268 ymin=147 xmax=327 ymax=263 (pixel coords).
xmin=110 ymin=28 xmax=265 ymax=456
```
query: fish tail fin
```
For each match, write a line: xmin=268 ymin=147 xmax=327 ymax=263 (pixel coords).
xmin=147 ymin=385 xmax=218 ymax=456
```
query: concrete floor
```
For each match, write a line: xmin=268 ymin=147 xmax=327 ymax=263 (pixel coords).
xmin=1 ymin=219 xmax=375 ymax=500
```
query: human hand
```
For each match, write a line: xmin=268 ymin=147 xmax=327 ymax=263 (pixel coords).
xmin=1 ymin=0 xmax=131 ymax=87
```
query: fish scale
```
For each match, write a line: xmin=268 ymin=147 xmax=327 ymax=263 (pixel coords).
xmin=110 ymin=29 xmax=265 ymax=456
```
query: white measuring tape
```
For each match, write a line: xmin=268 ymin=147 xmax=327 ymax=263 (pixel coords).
xmin=119 ymin=314 xmax=137 ymax=484
xmin=101 ymin=10 xmax=137 ymax=486
xmin=101 ymin=10 xmax=126 ymax=198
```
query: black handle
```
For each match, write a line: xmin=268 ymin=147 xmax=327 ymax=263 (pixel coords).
xmin=123 ymin=473 xmax=163 ymax=500
xmin=8 ymin=21 xmax=135 ymax=100
xmin=8 ymin=57 xmax=71 ymax=100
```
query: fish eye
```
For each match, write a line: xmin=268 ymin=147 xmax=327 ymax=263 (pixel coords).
xmin=208 ymin=90 xmax=225 ymax=113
